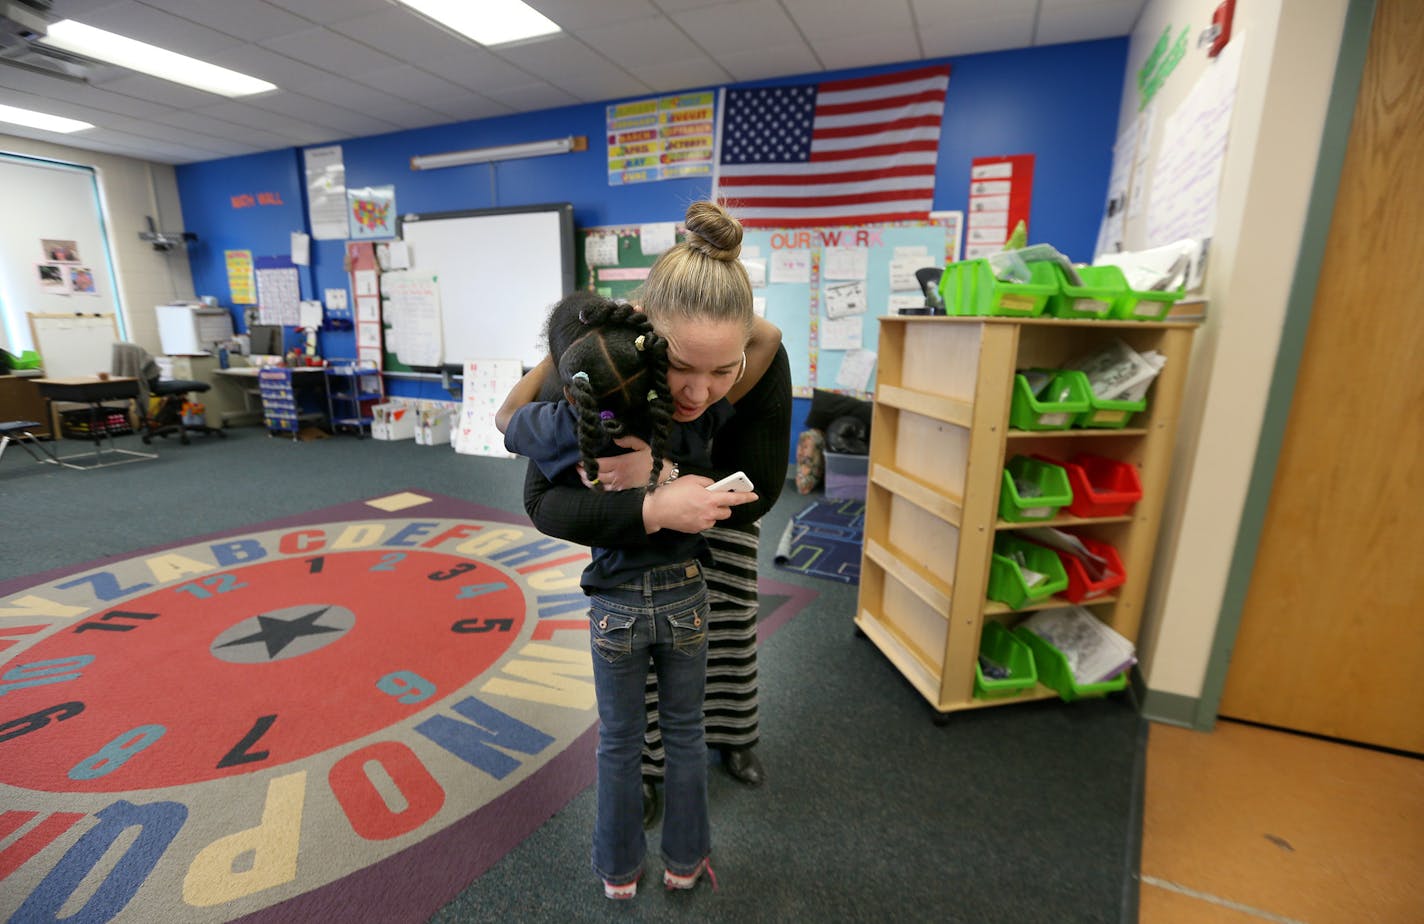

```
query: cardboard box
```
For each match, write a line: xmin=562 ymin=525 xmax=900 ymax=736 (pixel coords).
xmin=371 ymin=402 xmax=415 ymax=440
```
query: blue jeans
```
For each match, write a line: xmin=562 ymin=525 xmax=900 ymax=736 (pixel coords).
xmin=588 ymin=561 xmax=710 ymax=885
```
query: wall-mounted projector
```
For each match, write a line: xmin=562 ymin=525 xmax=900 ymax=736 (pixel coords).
xmin=140 ymin=216 xmax=197 ymax=252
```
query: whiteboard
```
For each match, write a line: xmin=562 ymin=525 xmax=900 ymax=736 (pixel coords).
xmin=396 ymin=204 xmax=574 ymax=369
xmin=29 ymin=312 xmax=119 ymax=378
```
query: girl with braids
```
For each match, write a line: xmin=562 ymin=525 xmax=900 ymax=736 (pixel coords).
xmin=501 ymin=291 xmax=755 ymax=899
xmin=503 ymin=198 xmax=792 ymax=869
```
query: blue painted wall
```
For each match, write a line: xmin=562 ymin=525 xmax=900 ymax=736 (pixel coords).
xmin=176 ymin=39 xmax=1127 ymax=449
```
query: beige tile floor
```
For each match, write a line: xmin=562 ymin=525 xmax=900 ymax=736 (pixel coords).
xmin=1141 ymin=720 xmax=1424 ymax=923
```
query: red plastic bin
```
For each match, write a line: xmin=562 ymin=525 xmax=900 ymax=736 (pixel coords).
xmin=1052 ymin=536 xmax=1127 ymax=603
xmin=1063 ymin=454 xmax=1143 ymax=518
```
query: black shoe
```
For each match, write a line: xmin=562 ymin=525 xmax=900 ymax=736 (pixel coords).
xmin=720 ymin=746 xmax=765 ymax=787
xmin=642 ymin=779 xmax=661 ymax=830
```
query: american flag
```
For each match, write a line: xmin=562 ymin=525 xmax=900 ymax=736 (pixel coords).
xmin=714 ymin=65 xmax=951 ymax=228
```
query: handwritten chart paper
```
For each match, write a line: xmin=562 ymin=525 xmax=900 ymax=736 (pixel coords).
xmin=455 ymin=359 xmax=522 ymax=457
xmin=383 ymin=271 xmax=443 ymax=367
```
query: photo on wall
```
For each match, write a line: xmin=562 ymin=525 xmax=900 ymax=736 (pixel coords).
xmin=41 ymin=239 xmax=80 ymax=263
xmin=37 ymin=262 xmax=68 ymax=294
xmin=68 ymin=265 xmax=98 ymax=295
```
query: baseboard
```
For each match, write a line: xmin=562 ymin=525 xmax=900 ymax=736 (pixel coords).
xmin=1131 ymin=672 xmax=1204 ymax=729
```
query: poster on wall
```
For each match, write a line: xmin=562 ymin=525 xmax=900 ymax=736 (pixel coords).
xmin=347 ymin=185 xmax=396 ymax=240
xmin=964 ymin=155 xmax=1035 ymax=260
xmin=304 ymin=144 xmax=348 ymax=240
xmin=255 ymin=256 xmax=301 ymax=326
xmin=68 ymin=266 xmax=98 ymax=295
xmin=225 ymin=249 xmax=256 ymax=304
xmin=606 ymin=91 xmax=716 ymax=185
xmin=37 ymin=263 xmax=68 ymax=294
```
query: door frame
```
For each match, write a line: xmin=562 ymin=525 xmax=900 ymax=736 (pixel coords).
xmin=1194 ymin=0 xmax=1377 ymax=731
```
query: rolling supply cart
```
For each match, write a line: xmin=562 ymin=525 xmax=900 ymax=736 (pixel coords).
xmin=325 ymin=360 xmax=384 ymax=437
xmin=855 ymin=276 xmax=1197 ymax=721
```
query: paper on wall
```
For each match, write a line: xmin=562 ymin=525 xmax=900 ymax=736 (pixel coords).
xmin=585 ymin=234 xmax=619 ymax=267
xmin=824 ymin=280 xmax=866 ymax=319
xmin=354 ymin=269 xmax=377 ymax=297
xmin=770 ymin=250 xmax=810 ymax=284
xmin=455 ymin=359 xmax=522 ymax=458
xmin=888 ymin=255 xmax=937 ymax=291
xmin=752 ymin=296 xmax=766 ymax=318
xmin=835 ymin=349 xmax=877 ymax=391
xmin=820 ymin=316 xmax=862 ymax=350
xmin=823 ymin=247 xmax=868 ymax=280
xmin=640 ymin=222 xmax=677 ymax=255
xmin=325 ymin=288 xmax=348 ymax=311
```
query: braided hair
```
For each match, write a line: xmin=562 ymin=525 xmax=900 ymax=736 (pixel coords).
xmin=554 ymin=296 xmax=673 ymax=492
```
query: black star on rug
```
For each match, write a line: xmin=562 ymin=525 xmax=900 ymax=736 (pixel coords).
xmin=217 ymin=606 xmax=342 ymax=658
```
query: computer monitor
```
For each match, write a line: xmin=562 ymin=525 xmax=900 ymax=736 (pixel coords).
xmin=248 ymin=324 xmax=283 ymax=356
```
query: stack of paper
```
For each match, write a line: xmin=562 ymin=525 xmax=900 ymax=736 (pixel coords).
xmin=1020 ymin=606 xmax=1136 ymax=684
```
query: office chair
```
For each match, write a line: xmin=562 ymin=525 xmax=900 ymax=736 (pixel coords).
xmin=111 ymin=343 xmax=226 ymax=445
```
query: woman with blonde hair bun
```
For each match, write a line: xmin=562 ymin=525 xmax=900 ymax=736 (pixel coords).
xmin=509 ymin=200 xmax=792 ymax=830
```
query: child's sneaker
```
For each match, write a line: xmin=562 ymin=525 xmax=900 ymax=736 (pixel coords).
xmin=604 ymin=873 xmax=639 ymax=900
xmin=664 ymin=858 xmax=717 ymax=891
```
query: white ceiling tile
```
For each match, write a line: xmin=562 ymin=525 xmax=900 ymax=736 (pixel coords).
xmin=260 ymin=27 xmax=403 ymax=79
xmin=86 ymin=72 xmax=227 ymax=107
xmin=670 ymin=0 xmax=805 ymax=56
xmin=651 ymin=0 xmax=741 ymax=12
xmin=489 ymin=34 xmax=617 ymax=80
xmin=577 ymin=17 xmax=703 ymax=67
xmin=423 ymin=96 xmax=516 ymax=124
xmin=919 ymin=15 xmax=1037 ymax=58
xmin=783 ymin=0 xmax=914 ymax=38
xmin=326 ymin=6 xmax=477 ymax=61
xmin=0 ymin=67 xmax=168 ymax=119
xmin=525 ymin=0 xmax=660 ymax=30
xmin=149 ymin=110 xmax=300 ymax=149
xmin=807 ymin=31 xmax=923 ymax=71
xmin=48 ymin=1 xmax=133 ymax=18
xmin=419 ymin=49 xmax=539 ymax=93
xmin=715 ymin=42 xmax=823 ymax=83
xmin=203 ymin=44 xmax=343 ymax=90
xmin=543 ymin=66 xmax=653 ymax=103
xmin=1035 ymin=0 xmax=1143 ymax=45
xmin=262 ymin=0 xmax=391 ymax=21
xmin=242 ymin=92 xmax=402 ymax=137
xmin=138 ymin=0 xmax=316 ymax=44
xmin=911 ymin=0 xmax=1038 ymax=27
xmin=481 ymin=82 xmax=581 ymax=113
xmin=626 ymin=58 xmax=728 ymax=95
xmin=351 ymin=65 xmax=471 ymax=106
xmin=195 ymin=101 xmax=335 ymax=144
xmin=66 ymin=1 xmax=245 ymax=57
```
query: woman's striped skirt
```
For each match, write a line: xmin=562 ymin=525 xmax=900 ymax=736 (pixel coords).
xmin=641 ymin=520 xmax=760 ymax=778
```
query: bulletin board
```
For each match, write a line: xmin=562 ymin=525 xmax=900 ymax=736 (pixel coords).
xmin=578 ymin=216 xmax=961 ymax=398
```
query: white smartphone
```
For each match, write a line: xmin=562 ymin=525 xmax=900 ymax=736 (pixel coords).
xmin=705 ymin=471 xmax=755 ymax=493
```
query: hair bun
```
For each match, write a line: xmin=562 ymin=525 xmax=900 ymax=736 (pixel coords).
xmin=683 ymin=200 xmax=743 ymax=262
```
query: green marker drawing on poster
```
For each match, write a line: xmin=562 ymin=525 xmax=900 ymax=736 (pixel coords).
xmin=1137 ymin=25 xmax=1190 ymax=110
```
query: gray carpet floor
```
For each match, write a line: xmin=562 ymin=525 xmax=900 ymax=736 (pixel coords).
xmin=0 ymin=427 xmax=1143 ymax=923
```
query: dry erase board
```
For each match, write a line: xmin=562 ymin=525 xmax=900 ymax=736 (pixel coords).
xmin=393 ymin=203 xmax=575 ymax=371
xmin=28 ymin=312 xmax=119 ymax=378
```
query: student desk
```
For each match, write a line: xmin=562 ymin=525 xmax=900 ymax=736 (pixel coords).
xmin=32 ymin=376 xmax=158 ymax=469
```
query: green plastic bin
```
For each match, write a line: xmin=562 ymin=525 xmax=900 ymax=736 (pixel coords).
xmin=1074 ymin=375 xmax=1149 ymax=430
xmin=937 ymin=258 xmax=1057 ymax=317
xmin=1012 ymin=627 xmax=1129 ymax=701
xmin=1010 ymin=369 xmax=1092 ymax=431
xmin=1047 ymin=263 xmax=1125 ymax=319
xmin=1111 ymin=284 xmax=1185 ymax=321
xmin=998 ymin=455 xmax=1073 ymax=522
xmin=974 ymin=621 xmax=1039 ymax=699
xmin=987 ymin=534 xmax=1069 ymax=609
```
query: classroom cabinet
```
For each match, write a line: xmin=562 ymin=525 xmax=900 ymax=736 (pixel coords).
xmin=855 ymin=316 xmax=1197 ymax=718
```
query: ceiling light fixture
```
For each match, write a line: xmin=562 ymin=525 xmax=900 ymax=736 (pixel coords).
xmin=396 ymin=0 xmax=561 ymax=46
xmin=39 ymin=20 xmax=277 ymax=97
xmin=0 ymin=102 xmax=93 ymax=133
xmin=410 ymin=136 xmax=588 ymax=171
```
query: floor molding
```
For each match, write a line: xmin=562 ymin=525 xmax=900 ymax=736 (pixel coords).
xmin=1139 ymin=875 xmax=1309 ymax=924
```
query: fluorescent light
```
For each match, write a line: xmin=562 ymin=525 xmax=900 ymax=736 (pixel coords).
xmin=397 ymin=0 xmax=560 ymax=46
xmin=410 ymin=136 xmax=587 ymax=170
xmin=0 ymin=103 xmax=93 ymax=133
xmin=40 ymin=20 xmax=277 ymax=97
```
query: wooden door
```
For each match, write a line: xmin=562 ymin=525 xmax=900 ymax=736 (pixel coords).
xmin=1219 ymin=0 xmax=1424 ymax=753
